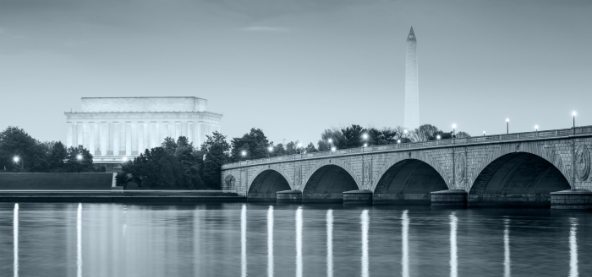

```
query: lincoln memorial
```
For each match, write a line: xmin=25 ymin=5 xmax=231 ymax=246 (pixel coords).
xmin=64 ymin=97 xmax=223 ymax=165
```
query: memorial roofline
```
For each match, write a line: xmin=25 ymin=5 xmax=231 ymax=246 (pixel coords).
xmin=64 ymin=110 xmax=223 ymax=116
xmin=81 ymin=96 xmax=207 ymax=100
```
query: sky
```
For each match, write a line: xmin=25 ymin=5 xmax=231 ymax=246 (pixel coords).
xmin=1 ymin=0 xmax=591 ymax=146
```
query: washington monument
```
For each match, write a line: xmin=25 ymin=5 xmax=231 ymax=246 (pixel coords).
xmin=404 ymin=27 xmax=419 ymax=129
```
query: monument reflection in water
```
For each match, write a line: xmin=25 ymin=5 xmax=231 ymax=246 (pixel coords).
xmin=2 ymin=203 xmax=589 ymax=277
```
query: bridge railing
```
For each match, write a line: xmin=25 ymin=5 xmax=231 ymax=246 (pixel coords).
xmin=222 ymin=126 xmax=592 ymax=169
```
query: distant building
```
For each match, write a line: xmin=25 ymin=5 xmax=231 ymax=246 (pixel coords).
xmin=65 ymin=97 xmax=222 ymax=167
xmin=404 ymin=27 xmax=419 ymax=130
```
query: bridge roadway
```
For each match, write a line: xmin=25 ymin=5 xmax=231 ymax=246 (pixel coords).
xmin=221 ymin=126 xmax=592 ymax=209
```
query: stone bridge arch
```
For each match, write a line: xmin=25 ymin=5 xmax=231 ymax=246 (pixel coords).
xmin=372 ymin=151 xmax=451 ymax=191
xmin=301 ymin=158 xmax=362 ymax=203
xmin=247 ymin=165 xmax=293 ymax=202
xmin=468 ymin=143 xmax=571 ymax=207
xmin=372 ymin=152 xmax=450 ymax=204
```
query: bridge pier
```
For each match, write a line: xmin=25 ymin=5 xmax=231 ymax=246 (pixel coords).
xmin=276 ymin=190 xmax=302 ymax=203
xmin=550 ymin=189 xmax=592 ymax=209
xmin=373 ymin=193 xmax=431 ymax=205
xmin=247 ymin=193 xmax=277 ymax=202
xmin=343 ymin=190 xmax=373 ymax=204
xmin=431 ymin=190 xmax=467 ymax=207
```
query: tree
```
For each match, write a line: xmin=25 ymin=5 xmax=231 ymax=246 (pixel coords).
xmin=318 ymin=128 xmax=344 ymax=151
xmin=412 ymin=124 xmax=440 ymax=142
xmin=48 ymin=141 xmax=68 ymax=171
xmin=0 ymin=127 xmax=45 ymax=171
xmin=162 ymin=137 xmax=178 ymax=155
xmin=274 ymin=143 xmax=287 ymax=156
xmin=230 ymin=128 xmax=270 ymax=161
xmin=456 ymin=131 xmax=471 ymax=139
xmin=305 ymin=142 xmax=317 ymax=153
xmin=340 ymin=124 xmax=366 ymax=149
xmin=202 ymin=131 xmax=231 ymax=189
xmin=64 ymin=145 xmax=94 ymax=172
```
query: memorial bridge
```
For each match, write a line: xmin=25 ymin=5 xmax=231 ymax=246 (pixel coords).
xmin=221 ymin=126 xmax=592 ymax=209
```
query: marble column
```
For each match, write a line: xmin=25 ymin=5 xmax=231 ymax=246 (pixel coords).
xmin=181 ymin=122 xmax=187 ymax=138
xmin=94 ymin=122 xmax=100 ymax=155
xmin=82 ymin=123 xmax=90 ymax=152
xmin=89 ymin=122 xmax=95 ymax=155
xmin=168 ymin=122 xmax=175 ymax=140
xmin=76 ymin=122 xmax=83 ymax=147
xmin=187 ymin=122 xmax=194 ymax=144
xmin=138 ymin=122 xmax=145 ymax=154
xmin=131 ymin=122 xmax=138 ymax=155
xmin=67 ymin=123 xmax=74 ymax=148
xmin=125 ymin=122 xmax=132 ymax=156
xmin=100 ymin=122 xmax=108 ymax=156
xmin=150 ymin=122 xmax=158 ymax=148
xmin=175 ymin=122 xmax=181 ymax=140
xmin=113 ymin=122 xmax=120 ymax=156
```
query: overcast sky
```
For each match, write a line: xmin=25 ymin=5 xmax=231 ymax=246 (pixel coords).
xmin=1 ymin=0 xmax=591 ymax=146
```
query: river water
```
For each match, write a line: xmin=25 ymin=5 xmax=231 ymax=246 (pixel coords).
xmin=0 ymin=203 xmax=590 ymax=277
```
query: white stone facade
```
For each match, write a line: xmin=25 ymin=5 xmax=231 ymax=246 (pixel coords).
xmin=404 ymin=27 xmax=419 ymax=130
xmin=65 ymin=97 xmax=222 ymax=164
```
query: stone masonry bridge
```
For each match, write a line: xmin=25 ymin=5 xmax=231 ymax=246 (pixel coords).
xmin=221 ymin=127 xmax=592 ymax=209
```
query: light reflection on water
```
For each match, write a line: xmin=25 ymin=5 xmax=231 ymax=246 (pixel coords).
xmin=241 ymin=204 xmax=247 ymax=277
xmin=295 ymin=207 xmax=303 ymax=277
xmin=267 ymin=206 xmax=274 ymax=277
xmin=504 ymin=219 xmax=510 ymax=277
xmin=449 ymin=213 xmax=458 ymax=277
xmin=326 ymin=210 xmax=333 ymax=277
xmin=77 ymin=203 xmax=82 ymax=277
xmin=570 ymin=218 xmax=578 ymax=277
xmin=1 ymin=203 xmax=590 ymax=277
xmin=361 ymin=209 xmax=369 ymax=277
xmin=13 ymin=204 xmax=18 ymax=277
xmin=402 ymin=210 xmax=409 ymax=277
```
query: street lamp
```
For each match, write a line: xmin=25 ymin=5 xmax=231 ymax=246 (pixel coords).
xmin=328 ymin=138 xmax=333 ymax=144
xmin=331 ymin=146 xmax=336 ymax=152
xmin=483 ymin=131 xmax=486 ymax=136
xmin=361 ymin=133 xmax=369 ymax=150
xmin=76 ymin=154 xmax=83 ymax=161
xmin=13 ymin=156 xmax=23 ymax=172
xmin=535 ymin=125 xmax=539 ymax=132
xmin=573 ymin=111 xmax=577 ymax=128
xmin=397 ymin=139 xmax=401 ymax=144
xmin=436 ymin=135 xmax=441 ymax=140
xmin=268 ymin=146 xmax=274 ymax=153
xmin=403 ymin=129 xmax=408 ymax=142
xmin=506 ymin=118 xmax=510 ymax=134
xmin=122 ymin=156 xmax=128 ymax=162
xmin=241 ymin=150 xmax=247 ymax=161
xmin=452 ymin=124 xmax=457 ymax=138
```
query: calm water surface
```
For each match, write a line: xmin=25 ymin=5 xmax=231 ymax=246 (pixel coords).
xmin=0 ymin=203 xmax=590 ymax=277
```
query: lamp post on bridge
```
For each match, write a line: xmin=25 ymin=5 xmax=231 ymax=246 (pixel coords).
xmin=240 ymin=150 xmax=247 ymax=162
xmin=572 ymin=111 xmax=577 ymax=128
xmin=506 ymin=118 xmax=510 ymax=134
xmin=452 ymin=124 xmax=457 ymax=139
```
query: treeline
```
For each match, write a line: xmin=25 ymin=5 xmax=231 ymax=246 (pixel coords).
xmin=0 ymin=127 xmax=99 ymax=172
xmin=1 ymin=123 xmax=470 ymax=190
xmin=227 ymin=124 xmax=470 ymax=162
